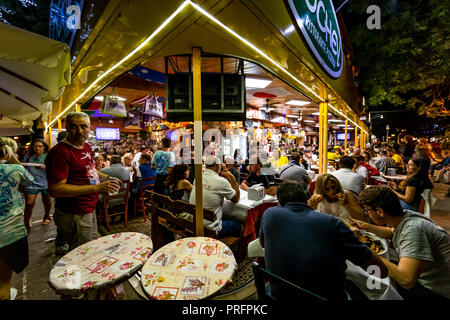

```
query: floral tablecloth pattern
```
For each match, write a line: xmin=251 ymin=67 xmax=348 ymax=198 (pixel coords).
xmin=48 ymin=232 xmax=153 ymax=296
xmin=141 ymin=237 xmax=237 ymax=300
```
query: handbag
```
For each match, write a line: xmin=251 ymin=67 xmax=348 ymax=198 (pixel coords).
xmin=142 ymin=93 xmax=163 ymax=117
xmin=101 ymin=88 xmax=127 ymax=117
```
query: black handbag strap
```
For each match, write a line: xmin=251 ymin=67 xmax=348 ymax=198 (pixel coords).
xmin=279 ymin=164 xmax=296 ymax=177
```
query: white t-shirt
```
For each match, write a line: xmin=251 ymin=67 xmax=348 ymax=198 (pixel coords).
xmin=132 ymin=152 xmax=142 ymax=168
xmin=316 ymin=198 xmax=350 ymax=219
xmin=330 ymin=168 xmax=365 ymax=195
xmin=189 ymin=169 xmax=236 ymax=232
xmin=356 ymin=165 xmax=368 ymax=179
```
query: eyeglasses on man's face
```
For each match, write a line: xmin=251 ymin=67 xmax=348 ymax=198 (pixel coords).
xmin=361 ymin=206 xmax=375 ymax=216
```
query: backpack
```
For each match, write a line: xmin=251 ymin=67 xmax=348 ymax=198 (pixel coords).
xmin=360 ymin=162 xmax=382 ymax=185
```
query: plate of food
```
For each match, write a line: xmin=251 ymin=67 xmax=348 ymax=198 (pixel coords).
xmin=358 ymin=232 xmax=387 ymax=256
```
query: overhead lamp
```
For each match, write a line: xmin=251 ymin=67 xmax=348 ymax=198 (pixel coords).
xmin=329 ymin=119 xmax=344 ymax=122
xmin=303 ymin=120 xmax=315 ymax=123
xmin=286 ymin=115 xmax=298 ymax=118
xmin=286 ymin=100 xmax=310 ymax=106
xmin=245 ymin=77 xmax=272 ymax=88
xmin=95 ymin=96 xmax=126 ymax=101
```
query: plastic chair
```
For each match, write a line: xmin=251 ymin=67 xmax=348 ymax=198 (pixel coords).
xmin=134 ymin=176 xmax=156 ymax=222
xmin=98 ymin=180 xmax=130 ymax=231
xmin=418 ymin=189 xmax=436 ymax=218
xmin=251 ymin=261 xmax=326 ymax=301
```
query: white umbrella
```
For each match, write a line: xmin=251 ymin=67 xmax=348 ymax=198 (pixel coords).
xmin=0 ymin=22 xmax=71 ymax=134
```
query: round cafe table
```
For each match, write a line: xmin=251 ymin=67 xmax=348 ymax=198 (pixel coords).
xmin=48 ymin=232 xmax=153 ymax=298
xmin=140 ymin=237 xmax=237 ymax=300
xmin=381 ymin=173 xmax=407 ymax=181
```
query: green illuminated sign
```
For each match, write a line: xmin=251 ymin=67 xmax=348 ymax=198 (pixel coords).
xmin=287 ymin=0 xmax=343 ymax=78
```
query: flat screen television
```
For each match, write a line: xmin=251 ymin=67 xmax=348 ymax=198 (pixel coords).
xmin=95 ymin=127 xmax=121 ymax=141
xmin=336 ymin=132 xmax=350 ymax=141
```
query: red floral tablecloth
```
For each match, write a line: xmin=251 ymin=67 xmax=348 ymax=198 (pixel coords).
xmin=48 ymin=232 xmax=153 ymax=296
xmin=140 ymin=237 xmax=237 ymax=300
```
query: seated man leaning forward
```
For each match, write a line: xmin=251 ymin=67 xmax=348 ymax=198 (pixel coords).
xmin=350 ymin=186 xmax=450 ymax=300
xmin=259 ymin=181 xmax=387 ymax=300
xmin=278 ymin=151 xmax=312 ymax=190
xmin=189 ymin=156 xmax=241 ymax=238
xmin=240 ymin=155 xmax=277 ymax=196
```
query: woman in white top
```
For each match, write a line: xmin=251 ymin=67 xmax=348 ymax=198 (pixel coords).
xmin=308 ymin=174 xmax=365 ymax=221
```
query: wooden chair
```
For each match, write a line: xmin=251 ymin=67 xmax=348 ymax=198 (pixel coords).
xmin=146 ymin=191 xmax=245 ymax=262
xmin=251 ymin=261 xmax=326 ymax=301
xmin=134 ymin=176 xmax=156 ymax=222
xmin=98 ymin=180 xmax=130 ymax=231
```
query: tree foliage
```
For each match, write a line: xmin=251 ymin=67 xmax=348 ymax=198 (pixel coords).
xmin=0 ymin=0 xmax=51 ymax=37
xmin=342 ymin=0 xmax=450 ymax=118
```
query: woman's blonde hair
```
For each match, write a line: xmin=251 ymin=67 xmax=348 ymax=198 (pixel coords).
xmin=314 ymin=173 xmax=344 ymax=196
xmin=121 ymin=152 xmax=133 ymax=166
xmin=0 ymin=137 xmax=18 ymax=160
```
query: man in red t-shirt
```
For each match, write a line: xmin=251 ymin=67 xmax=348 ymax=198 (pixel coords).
xmin=45 ymin=112 xmax=120 ymax=250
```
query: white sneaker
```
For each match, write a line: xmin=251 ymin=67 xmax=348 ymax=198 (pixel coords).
xmin=10 ymin=287 xmax=17 ymax=300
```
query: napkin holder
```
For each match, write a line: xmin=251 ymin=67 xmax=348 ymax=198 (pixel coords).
xmin=248 ymin=184 xmax=265 ymax=201
xmin=387 ymin=168 xmax=396 ymax=176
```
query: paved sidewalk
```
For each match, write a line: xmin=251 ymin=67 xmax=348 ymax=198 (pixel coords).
xmin=11 ymin=194 xmax=144 ymax=300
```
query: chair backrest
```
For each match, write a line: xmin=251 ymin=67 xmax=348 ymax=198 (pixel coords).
xmin=251 ymin=261 xmax=326 ymax=301
xmin=146 ymin=191 xmax=217 ymax=239
xmin=420 ymin=189 xmax=435 ymax=218
xmin=103 ymin=179 xmax=130 ymax=206
xmin=139 ymin=176 xmax=156 ymax=196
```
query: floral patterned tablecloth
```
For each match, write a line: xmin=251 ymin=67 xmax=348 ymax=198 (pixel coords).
xmin=48 ymin=232 xmax=153 ymax=296
xmin=140 ymin=237 xmax=237 ymax=300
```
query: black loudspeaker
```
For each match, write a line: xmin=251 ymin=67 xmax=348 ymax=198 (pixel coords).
xmin=166 ymin=73 xmax=246 ymax=122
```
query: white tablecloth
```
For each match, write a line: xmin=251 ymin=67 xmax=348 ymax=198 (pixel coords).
xmin=222 ymin=189 xmax=278 ymax=222
xmin=345 ymin=235 xmax=403 ymax=300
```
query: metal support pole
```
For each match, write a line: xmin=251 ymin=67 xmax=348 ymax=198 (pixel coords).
xmin=193 ymin=47 xmax=204 ymax=236
xmin=344 ymin=119 xmax=348 ymax=155
xmin=355 ymin=125 xmax=358 ymax=150
xmin=318 ymin=85 xmax=328 ymax=174
xmin=360 ymin=128 xmax=364 ymax=151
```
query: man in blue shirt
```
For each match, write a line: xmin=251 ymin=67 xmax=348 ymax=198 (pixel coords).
xmin=259 ymin=181 xmax=387 ymax=300
xmin=151 ymin=137 xmax=175 ymax=194
xmin=135 ymin=153 xmax=157 ymax=194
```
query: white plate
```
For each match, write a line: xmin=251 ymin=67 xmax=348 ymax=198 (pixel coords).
xmin=359 ymin=231 xmax=387 ymax=256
